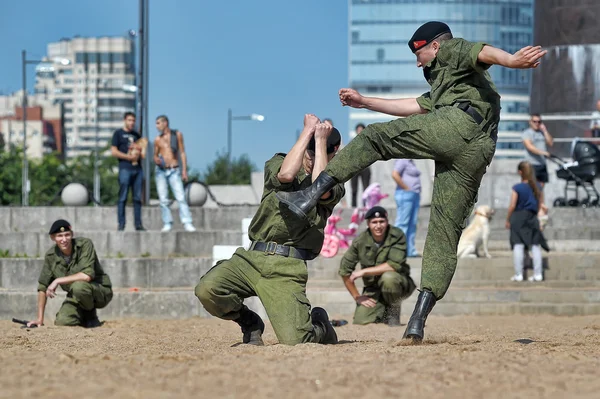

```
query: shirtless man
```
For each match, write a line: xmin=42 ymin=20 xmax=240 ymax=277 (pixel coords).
xmin=153 ymin=115 xmax=196 ymax=232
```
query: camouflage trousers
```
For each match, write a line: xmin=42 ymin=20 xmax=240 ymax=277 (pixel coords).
xmin=55 ymin=281 xmax=113 ymax=326
xmin=325 ymin=107 xmax=496 ymax=300
xmin=195 ymin=247 xmax=326 ymax=345
xmin=353 ymin=271 xmax=416 ymax=325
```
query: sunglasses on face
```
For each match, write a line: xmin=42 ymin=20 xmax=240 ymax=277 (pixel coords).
xmin=531 ymin=120 xmax=542 ymax=123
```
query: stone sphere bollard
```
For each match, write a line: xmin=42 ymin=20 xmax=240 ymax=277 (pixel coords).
xmin=61 ymin=183 xmax=89 ymax=206
xmin=186 ymin=182 xmax=208 ymax=207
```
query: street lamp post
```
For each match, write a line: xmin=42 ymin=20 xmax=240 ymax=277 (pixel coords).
xmin=227 ymin=109 xmax=264 ymax=183
xmin=21 ymin=50 xmax=70 ymax=206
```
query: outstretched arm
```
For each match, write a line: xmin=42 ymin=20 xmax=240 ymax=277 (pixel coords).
xmin=478 ymin=45 xmax=547 ymax=69
xmin=339 ymin=88 xmax=427 ymax=117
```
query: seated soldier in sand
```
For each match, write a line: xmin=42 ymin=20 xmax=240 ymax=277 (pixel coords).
xmin=27 ymin=219 xmax=113 ymax=328
xmin=339 ymin=206 xmax=416 ymax=326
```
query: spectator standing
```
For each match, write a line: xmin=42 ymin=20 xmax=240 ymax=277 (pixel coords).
xmin=110 ymin=112 xmax=145 ymax=231
xmin=392 ymin=159 xmax=421 ymax=257
xmin=522 ymin=114 xmax=553 ymax=187
xmin=506 ymin=161 xmax=548 ymax=282
xmin=590 ymin=100 xmax=600 ymax=138
xmin=154 ymin=115 xmax=196 ymax=232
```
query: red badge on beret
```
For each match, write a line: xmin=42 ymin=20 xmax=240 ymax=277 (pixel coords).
xmin=413 ymin=40 xmax=428 ymax=50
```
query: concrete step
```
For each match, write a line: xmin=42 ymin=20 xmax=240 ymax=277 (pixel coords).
xmin=0 ymin=206 xmax=258 ymax=233
xmin=3 ymin=287 xmax=600 ymax=322
xmin=413 ymin=227 xmax=600 ymax=241
xmin=0 ymin=230 xmax=243 ymax=257
xmin=327 ymin=206 xmax=600 ymax=233
xmin=307 ymin=279 xmax=600 ymax=289
xmin=308 ymin=252 xmax=600 ymax=280
xmin=3 ymin=206 xmax=600 ymax=234
xmin=0 ymin=257 xmax=215 ymax=290
xmin=2 ymin=253 xmax=600 ymax=290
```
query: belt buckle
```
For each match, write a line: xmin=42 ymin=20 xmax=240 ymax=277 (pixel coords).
xmin=265 ymin=241 xmax=278 ymax=255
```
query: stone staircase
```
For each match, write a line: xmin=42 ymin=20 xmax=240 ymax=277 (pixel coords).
xmin=2 ymin=252 xmax=600 ymax=322
xmin=1 ymin=206 xmax=600 ymax=322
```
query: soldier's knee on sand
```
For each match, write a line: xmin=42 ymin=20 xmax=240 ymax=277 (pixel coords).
xmin=70 ymin=281 xmax=94 ymax=310
xmin=54 ymin=310 xmax=81 ymax=327
xmin=380 ymin=271 xmax=402 ymax=291
xmin=195 ymin=280 xmax=224 ymax=317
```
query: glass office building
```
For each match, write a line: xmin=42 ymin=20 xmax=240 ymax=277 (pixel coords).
xmin=348 ymin=0 xmax=534 ymax=157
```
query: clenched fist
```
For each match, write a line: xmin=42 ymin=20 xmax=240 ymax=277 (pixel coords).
xmin=314 ymin=123 xmax=333 ymax=140
xmin=339 ymin=88 xmax=365 ymax=108
xmin=303 ymin=114 xmax=320 ymax=131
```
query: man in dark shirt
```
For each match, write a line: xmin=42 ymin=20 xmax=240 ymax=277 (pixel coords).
xmin=111 ymin=112 xmax=146 ymax=231
xmin=195 ymin=114 xmax=344 ymax=346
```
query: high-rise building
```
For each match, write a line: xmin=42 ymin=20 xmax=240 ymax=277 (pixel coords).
xmin=530 ymin=0 xmax=600 ymax=157
xmin=348 ymin=0 xmax=534 ymax=157
xmin=0 ymin=91 xmax=65 ymax=158
xmin=34 ymin=36 xmax=136 ymax=158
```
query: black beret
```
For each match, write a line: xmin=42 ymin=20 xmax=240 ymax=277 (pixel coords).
xmin=408 ymin=21 xmax=451 ymax=53
xmin=308 ymin=127 xmax=342 ymax=154
xmin=365 ymin=206 xmax=388 ymax=220
xmin=49 ymin=219 xmax=72 ymax=235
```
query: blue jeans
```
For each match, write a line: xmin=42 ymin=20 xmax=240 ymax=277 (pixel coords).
xmin=155 ymin=167 xmax=193 ymax=226
xmin=394 ymin=189 xmax=420 ymax=257
xmin=118 ymin=168 xmax=143 ymax=228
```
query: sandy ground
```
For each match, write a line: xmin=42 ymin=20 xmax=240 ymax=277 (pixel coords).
xmin=1 ymin=315 xmax=599 ymax=399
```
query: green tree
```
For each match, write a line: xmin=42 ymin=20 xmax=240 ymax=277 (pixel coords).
xmin=0 ymin=146 xmax=23 ymax=205
xmin=202 ymin=151 xmax=257 ymax=185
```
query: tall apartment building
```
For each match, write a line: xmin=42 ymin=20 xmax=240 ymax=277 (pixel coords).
xmin=34 ymin=35 xmax=136 ymax=158
xmin=0 ymin=91 xmax=64 ymax=158
xmin=348 ymin=0 xmax=534 ymax=158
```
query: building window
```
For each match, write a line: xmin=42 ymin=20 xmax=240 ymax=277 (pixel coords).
xmin=352 ymin=31 xmax=359 ymax=43
xmin=100 ymin=53 xmax=110 ymax=64
xmin=376 ymin=48 xmax=385 ymax=62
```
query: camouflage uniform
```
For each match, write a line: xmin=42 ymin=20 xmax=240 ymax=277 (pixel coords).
xmin=316 ymin=38 xmax=499 ymax=300
xmin=38 ymin=238 xmax=113 ymax=326
xmin=339 ymin=226 xmax=416 ymax=324
xmin=195 ymin=154 xmax=345 ymax=345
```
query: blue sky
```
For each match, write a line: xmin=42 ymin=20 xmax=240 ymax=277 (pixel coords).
xmin=0 ymin=0 xmax=350 ymax=174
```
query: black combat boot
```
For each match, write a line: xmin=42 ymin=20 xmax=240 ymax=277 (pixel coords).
xmin=402 ymin=290 xmax=437 ymax=341
xmin=82 ymin=309 xmax=102 ymax=328
xmin=234 ymin=306 xmax=265 ymax=346
xmin=311 ymin=307 xmax=338 ymax=345
xmin=276 ymin=172 xmax=337 ymax=219
xmin=384 ymin=302 xmax=402 ymax=327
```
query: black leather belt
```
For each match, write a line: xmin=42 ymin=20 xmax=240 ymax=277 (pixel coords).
xmin=455 ymin=102 xmax=497 ymax=142
xmin=250 ymin=241 xmax=317 ymax=261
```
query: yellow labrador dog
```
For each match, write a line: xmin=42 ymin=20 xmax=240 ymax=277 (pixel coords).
xmin=457 ymin=205 xmax=495 ymax=259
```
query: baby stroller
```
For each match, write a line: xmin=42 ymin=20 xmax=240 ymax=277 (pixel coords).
xmin=549 ymin=140 xmax=600 ymax=208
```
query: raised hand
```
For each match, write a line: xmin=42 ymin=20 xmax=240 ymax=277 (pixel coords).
xmin=303 ymin=114 xmax=320 ymax=132
xmin=314 ymin=123 xmax=333 ymax=140
xmin=339 ymin=88 xmax=365 ymax=108
xmin=509 ymin=46 xmax=547 ymax=69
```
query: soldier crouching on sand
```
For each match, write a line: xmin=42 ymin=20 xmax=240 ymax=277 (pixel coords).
xmin=27 ymin=219 xmax=113 ymax=328
xmin=195 ymin=114 xmax=344 ymax=346
xmin=339 ymin=206 xmax=416 ymax=326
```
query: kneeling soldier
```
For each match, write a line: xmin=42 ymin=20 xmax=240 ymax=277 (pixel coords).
xmin=339 ymin=206 xmax=416 ymax=326
xmin=27 ymin=219 xmax=113 ymax=328
xmin=195 ymin=115 xmax=344 ymax=346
